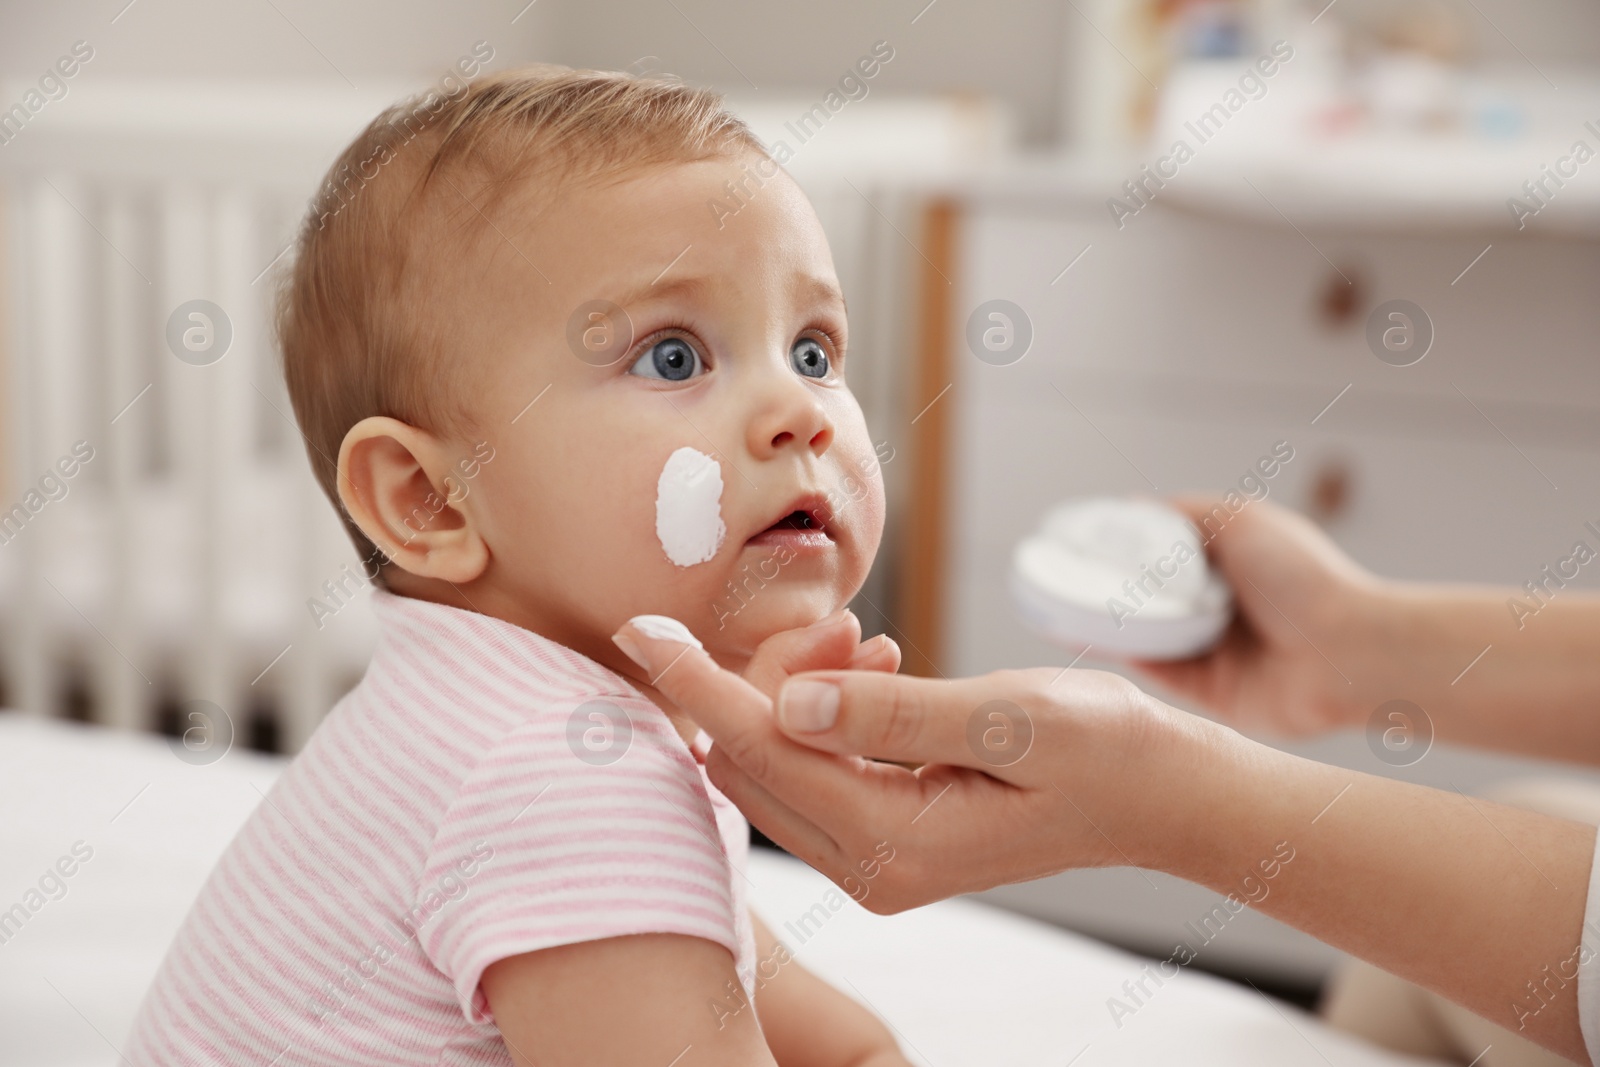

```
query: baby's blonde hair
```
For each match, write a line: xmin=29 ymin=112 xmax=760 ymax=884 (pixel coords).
xmin=276 ymin=65 xmax=763 ymax=578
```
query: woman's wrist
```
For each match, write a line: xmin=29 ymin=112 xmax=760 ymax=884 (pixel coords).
xmin=1117 ymin=695 xmax=1266 ymax=880
xmin=1308 ymin=575 xmax=1464 ymax=730
xmin=1327 ymin=573 xmax=1414 ymax=714
xmin=1119 ymin=694 xmax=1349 ymax=895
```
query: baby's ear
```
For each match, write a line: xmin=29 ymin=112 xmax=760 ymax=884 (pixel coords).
xmin=336 ymin=416 xmax=489 ymax=584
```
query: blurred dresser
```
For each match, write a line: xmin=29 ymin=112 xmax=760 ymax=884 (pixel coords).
xmin=887 ymin=153 xmax=1600 ymax=989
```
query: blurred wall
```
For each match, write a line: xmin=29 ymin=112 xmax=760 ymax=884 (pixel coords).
xmin=539 ymin=0 xmax=1069 ymax=145
xmin=1332 ymin=0 xmax=1600 ymax=66
xmin=3 ymin=0 xmax=1598 ymax=147
xmin=0 ymin=0 xmax=1066 ymax=143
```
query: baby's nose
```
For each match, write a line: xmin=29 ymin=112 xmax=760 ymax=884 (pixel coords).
xmin=747 ymin=378 xmax=833 ymax=459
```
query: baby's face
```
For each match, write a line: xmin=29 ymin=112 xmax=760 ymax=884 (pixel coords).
xmin=452 ymin=150 xmax=885 ymax=668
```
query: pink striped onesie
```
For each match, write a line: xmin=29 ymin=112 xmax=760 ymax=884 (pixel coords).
xmin=126 ymin=588 xmax=755 ymax=1065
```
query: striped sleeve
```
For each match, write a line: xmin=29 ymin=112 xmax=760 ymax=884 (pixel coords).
xmin=414 ymin=695 xmax=742 ymax=1025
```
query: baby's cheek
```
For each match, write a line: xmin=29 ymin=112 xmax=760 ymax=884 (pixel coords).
xmin=835 ymin=432 xmax=888 ymax=547
xmin=477 ymin=446 xmax=636 ymax=574
xmin=858 ymin=472 xmax=887 ymax=553
xmin=610 ymin=448 xmax=734 ymax=612
xmin=846 ymin=476 xmax=886 ymax=592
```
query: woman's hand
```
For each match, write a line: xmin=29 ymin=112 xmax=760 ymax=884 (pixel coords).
xmin=1128 ymin=496 xmax=1392 ymax=736
xmin=1133 ymin=497 xmax=1600 ymax=762
xmin=735 ymin=608 xmax=902 ymax=701
xmin=613 ymin=615 xmax=1598 ymax=1064
xmin=614 ymin=617 xmax=1205 ymax=913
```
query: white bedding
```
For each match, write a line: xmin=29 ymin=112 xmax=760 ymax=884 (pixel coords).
xmin=0 ymin=714 xmax=1441 ymax=1066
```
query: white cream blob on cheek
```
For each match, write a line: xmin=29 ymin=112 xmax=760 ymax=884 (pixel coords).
xmin=654 ymin=446 xmax=726 ymax=567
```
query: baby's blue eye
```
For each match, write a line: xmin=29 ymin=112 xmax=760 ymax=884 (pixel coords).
xmin=791 ymin=337 xmax=829 ymax=379
xmin=629 ymin=337 xmax=704 ymax=381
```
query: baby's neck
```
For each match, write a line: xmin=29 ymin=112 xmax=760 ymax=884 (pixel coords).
xmin=380 ymin=573 xmax=727 ymax=750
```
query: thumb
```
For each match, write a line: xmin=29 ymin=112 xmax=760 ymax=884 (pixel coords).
xmin=1162 ymin=494 xmax=1239 ymax=559
xmin=774 ymin=667 xmax=1039 ymax=772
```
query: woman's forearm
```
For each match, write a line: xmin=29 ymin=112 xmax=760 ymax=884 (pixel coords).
xmin=1357 ymin=582 xmax=1600 ymax=763
xmin=625 ymin=609 xmax=1600 ymax=1059
xmin=1142 ymin=710 xmax=1596 ymax=1062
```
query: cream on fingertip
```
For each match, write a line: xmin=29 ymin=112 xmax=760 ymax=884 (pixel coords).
xmin=627 ymin=614 xmax=704 ymax=650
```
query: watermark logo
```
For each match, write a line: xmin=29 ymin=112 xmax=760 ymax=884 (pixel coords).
xmin=0 ymin=840 xmax=94 ymax=948
xmin=704 ymin=40 xmax=895 ymax=230
xmin=1365 ymin=299 xmax=1432 ymax=367
xmin=713 ymin=840 xmax=896 ymax=1029
xmin=0 ymin=40 xmax=94 ymax=148
xmin=566 ymin=699 xmax=633 ymax=766
xmin=965 ymin=299 xmax=1032 ymax=366
xmin=168 ymin=699 xmax=234 ymax=766
xmin=165 ymin=299 xmax=232 ymax=366
xmin=966 ymin=699 xmax=1033 ymax=767
xmin=1106 ymin=840 xmax=1295 ymax=1029
xmin=1192 ymin=440 xmax=1295 ymax=544
xmin=306 ymin=840 xmax=493 ymax=1022
xmin=566 ymin=299 xmax=634 ymax=367
xmin=1366 ymin=699 xmax=1433 ymax=767
xmin=0 ymin=440 xmax=95 ymax=547
xmin=1507 ymin=120 xmax=1600 ymax=230
xmin=312 ymin=41 xmax=495 ymax=230
xmin=1507 ymin=523 xmax=1600 ymax=631
xmin=1107 ymin=40 xmax=1295 ymax=229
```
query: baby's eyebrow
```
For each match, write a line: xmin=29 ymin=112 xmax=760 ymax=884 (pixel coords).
xmin=614 ymin=275 xmax=709 ymax=310
xmin=794 ymin=274 xmax=847 ymax=314
xmin=608 ymin=273 xmax=846 ymax=315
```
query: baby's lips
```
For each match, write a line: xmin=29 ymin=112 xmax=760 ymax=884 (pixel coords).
xmin=745 ymin=492 xmax=843 ymax=544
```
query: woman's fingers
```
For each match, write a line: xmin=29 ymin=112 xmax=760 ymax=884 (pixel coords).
xmin=701 ymin=746 xmax=843 ymax=870
xmin=616 ymin=620 xmax=906 ymax=812
xmin=773 ymin=667 xmax=1032 ymax=771
xmin=1163 ymin=493 xmax=1230 ymax=535
xmin=614 ymin=621 xmax=777 ymax=772
xmin=615 ymin=617 xmax=1016 ymax=893
xmin=740 ymin=610 xmax=861 ymax=700
xmin=848 ymin=633 xmax=901 ymax=673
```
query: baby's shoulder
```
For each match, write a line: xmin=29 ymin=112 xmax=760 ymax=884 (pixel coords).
xmin=465 ymin=685 xmax=701 ymax=785
xmin=421 ymin=686 xmax=727 ymax=876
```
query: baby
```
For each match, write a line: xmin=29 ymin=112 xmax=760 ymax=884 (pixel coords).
xmin=126 ymin=67 xmax=911 ymax=1065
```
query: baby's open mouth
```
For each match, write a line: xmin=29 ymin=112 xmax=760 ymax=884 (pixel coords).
xmin=747 ymin=495 xmax=837 ymax=549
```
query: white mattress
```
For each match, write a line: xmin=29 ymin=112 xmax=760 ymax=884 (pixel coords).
xmin=0 ymin=713 xmax=1442 ymax=1066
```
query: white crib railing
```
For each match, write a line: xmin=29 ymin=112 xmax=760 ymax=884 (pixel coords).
xmin=1 ymin=175 xmax=369 ymax=751
xmin=0 ymin=82 xmax=412 ymax=751
xmin=0 ymin=79 xmax=1009 ymax=753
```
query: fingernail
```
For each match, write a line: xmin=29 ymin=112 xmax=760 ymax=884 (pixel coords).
xmin=808 ymin=608 xmax=852 ymax=629
xmin=848 ymin=634 xmax=886 ymax=664
xmin=612 ymin=632 xmax=650 ymax=671
xmin=779 ymin=679 xmax=839 ymax=732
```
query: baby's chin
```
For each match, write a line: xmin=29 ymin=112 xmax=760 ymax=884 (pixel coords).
xmin=697 ymin=585 xmax=848 ymax=661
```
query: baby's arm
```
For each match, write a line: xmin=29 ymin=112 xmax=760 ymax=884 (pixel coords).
xmin=484 ymin=933 xmax=778 ymax=1066
xmin=750 ymin=913 xmax=913 ymax=1067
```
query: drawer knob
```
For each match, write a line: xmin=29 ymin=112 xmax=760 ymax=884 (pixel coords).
xmin=1310 ymin=459 xmax=1353 ymax=522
